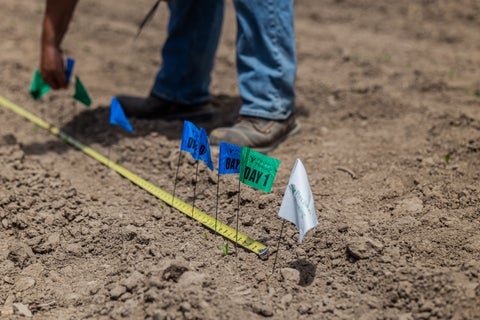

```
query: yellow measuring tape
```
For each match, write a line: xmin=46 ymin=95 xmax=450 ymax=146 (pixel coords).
xmin=0 ymin=95 xmax=268 ymax=258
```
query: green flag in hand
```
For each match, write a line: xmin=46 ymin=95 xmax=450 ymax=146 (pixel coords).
xmin=239 ymin=147 xmax=281 ymax=193
xmin=29 ymin=69 xmax=51 ymax=100
xmin=73 ymin=76 xmax=92 ymax=107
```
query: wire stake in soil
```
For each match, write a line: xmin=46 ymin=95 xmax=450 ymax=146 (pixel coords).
xmin=235 ymin=177 xmax=241 ymax=256
xmin=214 ymin=173 xmax=220 ymax=234
xmin=191 ymin=160 xmax=199 ymax=217
xmin=272 ymin=220 xmax=286 ymax=274
xmin=171 ymin=149 xmax=183 ymax=213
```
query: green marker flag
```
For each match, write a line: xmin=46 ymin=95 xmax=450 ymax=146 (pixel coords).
xmin=73 ymin=76 xmax=92 ymax=107
xmin=29 ymin=69 xmax=51 ymax=100
xmin=239 ymin=147 xmax=281 ymax=193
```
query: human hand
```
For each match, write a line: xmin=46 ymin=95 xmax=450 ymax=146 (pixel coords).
xmin=40 ymin=43 xmax=67 ymax=89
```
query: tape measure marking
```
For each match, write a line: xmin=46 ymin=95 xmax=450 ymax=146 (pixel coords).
xmin=0 ymin=95 xmax=268 ymax=257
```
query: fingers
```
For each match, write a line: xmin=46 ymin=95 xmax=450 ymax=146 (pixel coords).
xmin=41 ymin=68 xmax=67 ymax=90
xmin=40 ymin=45 xmax=68 ymax=90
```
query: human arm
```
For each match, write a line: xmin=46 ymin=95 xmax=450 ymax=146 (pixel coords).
xmin=40 ymin=0 xmax=79 ymax=89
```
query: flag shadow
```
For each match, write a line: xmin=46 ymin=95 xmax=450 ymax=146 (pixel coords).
xmin=288 ymin=259 xmax=316 ymax=287
xmin=20 ymin=94 xmax=241 ymax=156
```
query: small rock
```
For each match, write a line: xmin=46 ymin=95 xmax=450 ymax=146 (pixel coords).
xmin=92 ymin=293 xmax=106 ymax=305
xmin=255 ymin=271 xmax=267 ymax=283
xmin=295 ymin=248 xmax=306 ymax=257
xmin=2 ymin=218 xmax=10 ymax=229
xmin=120 ymin=292 xmax=132 ymax=302
xmin=419 ymin=301 xmax=434 ymax=313
xmin=162 ymin=262 xmax=189 ymax=282
xmin=21 ymin=263 xmax=44 ymax=279
xmin=64 ymin=293 xmax=82 ymax=306
xmin=298 ymin=303 xmax=312 ymax=315
xmin=180 ymin=302 xmax=191 ymax=312
xmin=346 ymin=237 xmax=384 ymax=260
xmin=423 ymin=157 xmax=435 ymax=166
xmin=343 ymin=197 xmax=363 ymax=206
xmin=86 ymin=281 xmax=100 ymax=295
xmin=464 ymin=235 xmax=480 ymax=252
xmin=395 ymin=216 xmax=421 ymax=230
xmin=1 ymin=295 xmax=14 ymax=316
xmin=61 ymin=265 xmax=73 ymax=275
xmin=4 ymin=276 xmax=15 ymax=284
xmin=337 ymin=224 xmax=349 ymax=233
xmin=397 ymin=197 xmax=423 ymax=214
xmin=14 ymin=277 xmax=35 ymax=292
xmin=153 ymin=309 xmax=168 ymax=320
xmin=464 ymin=282 xmax=478 ymax=299
xmin=110 ymin=285 xmax=126 ymax=300
xmin=64 ymin=243 xmax=83 ymax=256
xmin=398 ymin=313 xmax=413 ymax=320
xmin=281 ymin=294 xmax=293 ymax=308
xmin=13 ymin=303 xmax=32 ymax=318
xmin=398 ymin=281 xmax=413 ymax=298
xmin=144 ymin=288 xmax=159 ymax=303
xmin=123 ymin=271 xmax=144 ymax=291
xmin=178 ymin=271 xmax=209 ymax=288
xmin=280 ymin=268 xmax=300 ymax=284
xmin=7 ymin=243 xmax=35 ymax=268
xmin=416 ymin=311 xmax=431 ymax=320
xmin=47 ymin=232 xmax=60 ymax=247
xmin=251 ymin=303 xmax=274 ymax=317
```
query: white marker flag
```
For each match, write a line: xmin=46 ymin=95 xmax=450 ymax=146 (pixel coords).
xmin=278 ymin=159 xmax=318 ymax=243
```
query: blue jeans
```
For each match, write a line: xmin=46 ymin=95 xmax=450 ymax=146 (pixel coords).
xmin=150 ymin=0 xmax=296 ymax=121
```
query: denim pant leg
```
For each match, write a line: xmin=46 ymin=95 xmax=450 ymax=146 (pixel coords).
xmin=150 ymin=0 xmax=224 ymax=105
xmin=234 ymin=0 xmax=296 ymax=120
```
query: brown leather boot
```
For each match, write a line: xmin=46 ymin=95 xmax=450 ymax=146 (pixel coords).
xmin=209 ymin=115 xmax=300 ymax=154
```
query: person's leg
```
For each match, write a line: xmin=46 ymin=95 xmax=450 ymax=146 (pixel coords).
xmin=118 ymin=0 xmax=224 ymax=119
xmin=209 ymin=0 xmax=299 ymax=153
xmin=234 ymin=0 xmax=296 ymax=120
xmin=151 ymin=0 xmax=224 ymax=105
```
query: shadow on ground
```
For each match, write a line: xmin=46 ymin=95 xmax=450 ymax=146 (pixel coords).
xmin=288 ymin=259 xmax=316 ymax=287
xmin=20 ymin=94 xmax=242 ymax=156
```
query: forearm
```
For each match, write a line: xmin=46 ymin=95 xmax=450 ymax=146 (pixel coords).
xmin=42 ymin=0 xmax=79 ymax=48
xmin=40 ymin=0 xmax=78 ymax=89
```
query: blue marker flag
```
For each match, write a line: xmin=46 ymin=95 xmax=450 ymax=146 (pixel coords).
xmin=109 ymin=97 xmax=133 ymax=132
xmin=195 ymin=128 xmax=214 ymax=171
xmin=218 ymin=142 xmax=241 ymax=174
xmin=180 ymin=120 xmax=200 ymax=157
xmin=65 ymin=58 xmax=75 ymax=83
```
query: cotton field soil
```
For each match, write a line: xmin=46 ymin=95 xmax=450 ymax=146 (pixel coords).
xmin=1 ymin=0 xmax=480 ymax=319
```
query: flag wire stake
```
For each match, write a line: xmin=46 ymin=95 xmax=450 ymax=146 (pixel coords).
xmin=214 ymin=173 xmax=220 ymax=234
xmin=272 ymin=219 xmax=286 ymax=274
xmin=235 ymin=177 xmax=241 ymax=256
xmin=192 ymin=160 xmax=200 ymax=217
xmin=171 ymin=149 xmax=183 ymax=213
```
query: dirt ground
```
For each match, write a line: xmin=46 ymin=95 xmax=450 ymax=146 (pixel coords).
xmin=1 ymin=0 xmax=480 ymax=319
